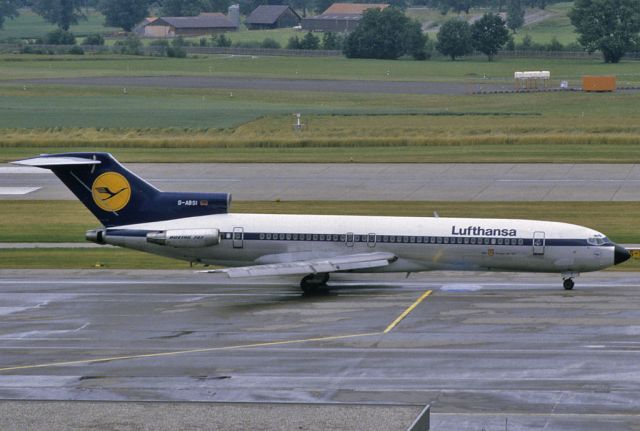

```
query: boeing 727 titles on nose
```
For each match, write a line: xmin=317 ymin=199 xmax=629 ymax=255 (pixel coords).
xmin=13 ymin=153 xmax=631 ymax=292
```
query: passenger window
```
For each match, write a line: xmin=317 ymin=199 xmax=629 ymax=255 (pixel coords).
xmin=279 ymin=233 xmax=285 ymax=240
xmin=266 ymin=233 xmax=272 ymax=240
xmin=320 ymin=234 xmax=325 ymax=241
xmin=410 ymin=236 xmax=416 ymax=243
xmin=430 ymin=237 xmax=436 ymax=243
xmin=403 ymin=236 xmax=409 ymax=243
xmin=332 ymin=234 xmax=339 ymax=241
xmin=313 ymin=234 xmax=318 ymax=241
xmin=340 ymin=234 xmax=346 ymax=241
xmin=293 ymin=234 xmax=298 ymax=240
xmin=517 ymin=238 xmax=523 ymax=245
xmin=390 ymin=236 xmax=396 ymax=243
xmin=457 ymin=238 xmax=463 ymax=244
xmin=354 ymin=235 xmax=360 ymax=242
xmin=259 ymin=233 xmax=265 ymax=240
xmin=444 ymin=237 xmax=449 ymax=244
xmin=286 ymin=234 xmax=292 ymax=240
xmin=464 ymin=237 xmax=469 ymax=244
xmin=497 ymin=238 xmax=503 ymax=245
xmin=484 ymin=238 xmax=490 ymax=245
xmin=437 ymin=237 xmax=442 ymax=244
xmin=470 ymin=237 xmax=476 ymax=244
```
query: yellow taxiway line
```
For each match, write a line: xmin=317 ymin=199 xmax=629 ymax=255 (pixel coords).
xmin=384 ymin=290 xmax=432 ymax=334
xmin=0 ymin=290 xmax=433 ymax=372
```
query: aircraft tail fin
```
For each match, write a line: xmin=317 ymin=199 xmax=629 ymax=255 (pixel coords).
xmin=12 ymin=152 xmax=230 ymax=227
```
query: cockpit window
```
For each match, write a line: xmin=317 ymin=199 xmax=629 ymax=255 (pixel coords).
xmin=587 ymin=237 xmax=611 ymax=246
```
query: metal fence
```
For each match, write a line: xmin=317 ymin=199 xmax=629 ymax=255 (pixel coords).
xmin=1 ymin=43 xmax=639 ymax=61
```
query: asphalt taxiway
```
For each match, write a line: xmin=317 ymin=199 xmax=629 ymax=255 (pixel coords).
xmin=1 ymin=269 xmax=640 ymax=430
xmin=4 ymin=162 xmax=640 ymax=201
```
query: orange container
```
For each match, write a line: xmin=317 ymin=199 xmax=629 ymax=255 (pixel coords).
xmin=582 ymin=76 xmax=616 ymax=92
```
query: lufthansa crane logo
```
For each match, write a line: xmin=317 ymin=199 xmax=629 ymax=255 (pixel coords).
xmin=92 ymin=172 xmax=131 ymax=212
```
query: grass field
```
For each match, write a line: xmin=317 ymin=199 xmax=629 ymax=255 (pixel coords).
xmin=0 ymin=9 xmax=118 ymax=40
xmin=0 ymin=82 xmax=638 ymax=163
xmin=2 ymin=200 xmax=640 ymax=269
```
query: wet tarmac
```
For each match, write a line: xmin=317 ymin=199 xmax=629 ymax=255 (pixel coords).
xmin=1 ymin=269 xmax=640 ymax=430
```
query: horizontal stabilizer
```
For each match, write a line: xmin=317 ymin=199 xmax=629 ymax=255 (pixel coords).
xmin=202 ymin=252 xmax=397 ymax=278
xmin=12 ymin=156 xmax=101 ymax=168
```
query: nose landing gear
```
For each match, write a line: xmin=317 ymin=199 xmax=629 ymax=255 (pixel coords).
xmin=563 ymin=278 xmax=574 ymax=290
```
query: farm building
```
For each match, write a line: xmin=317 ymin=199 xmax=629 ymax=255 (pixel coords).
xmin=302 ymin=3 xmax=389 ymax=32
xmin=144 ymin=12 xmax=238 ymax=37
xmin=245 ymin=5 xmax=301 ymax=30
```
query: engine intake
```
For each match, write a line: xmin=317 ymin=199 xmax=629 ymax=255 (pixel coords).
xmin=146 ymin=228 xmax=220 ymax=248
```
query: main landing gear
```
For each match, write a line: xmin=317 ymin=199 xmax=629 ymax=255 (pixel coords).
xmin=300 ymin=273 xmax=330 ymax=294
xmin=562 ymin=272 xmax=578 ymax=290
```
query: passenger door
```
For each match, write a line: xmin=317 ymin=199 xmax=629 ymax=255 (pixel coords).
xmin=532 ymin=231 xmax=545 ymax=255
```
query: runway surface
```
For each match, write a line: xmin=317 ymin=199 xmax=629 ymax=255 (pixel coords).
xmin=3 ymin=162 xmax=640 ymax=201
xmin=1 ymin=269 xmax=640 ymax=430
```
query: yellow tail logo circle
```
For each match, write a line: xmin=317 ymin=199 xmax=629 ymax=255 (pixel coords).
xmin=92 ymin=172 xmax=131 ymax=211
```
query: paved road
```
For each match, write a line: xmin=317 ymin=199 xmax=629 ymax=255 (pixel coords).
xmin=12 ymin=75 xmax=507 ymax=95
xmin=1 ymin=269 xmax=640 ymax=430
xmin=3 ymin=163 xmax=640 ymax=201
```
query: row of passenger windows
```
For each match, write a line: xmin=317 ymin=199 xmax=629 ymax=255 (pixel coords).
xmin=250 ymin=233 xmax=525 ymax=246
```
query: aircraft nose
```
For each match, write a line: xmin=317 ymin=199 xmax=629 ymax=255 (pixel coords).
xmin=614 ymin=244 xmax=631 ymax=265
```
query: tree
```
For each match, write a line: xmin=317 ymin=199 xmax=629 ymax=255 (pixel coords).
xmin=436 ymin=19 xmax=473 ymax=60
xmin=569 ymin=0 xmax=640 ymax=63
xmin=471 ymin=12 xmax=509 ymax=60
xmin=343 ymin=8 xmax=427 ymax=60
xmin=31 ymin=0 xmax=85 ymax=30
xmin=100 ymin=0 xmax=150 ymax=32
xmin=300 ymin=31 xmax=320 ymax=50
xmin=506 ymin=0 xmax=525 ymax=32
xmin=43 ymin=28 xmax=76 ymax=44
xmin=322 ymin=32 xmax=343 ymax=50
xmin=160 ymin=0 xmax=207 ymax=16
xmin=0 ymin=0 xmax=19 ymax=29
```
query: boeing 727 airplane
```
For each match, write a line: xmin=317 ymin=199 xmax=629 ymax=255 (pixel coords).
xmin=13 ymin=152 xmax=631 ymax=292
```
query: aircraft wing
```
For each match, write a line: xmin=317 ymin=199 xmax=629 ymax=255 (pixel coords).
xmin=201 ymin=252 xmax=397 ymax=278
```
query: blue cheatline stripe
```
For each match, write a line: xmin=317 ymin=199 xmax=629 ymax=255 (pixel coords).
xmin=103 ymin=229 xmax=592 ymax=247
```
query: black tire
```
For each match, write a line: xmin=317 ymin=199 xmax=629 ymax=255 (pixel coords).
xmin=563 ymin=278 xmax=574 ymax=290
xmin=300 ymin=273 xmax=330 ymax=294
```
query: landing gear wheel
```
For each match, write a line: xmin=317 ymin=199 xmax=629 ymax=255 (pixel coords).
xmin=563 ymin=278 xmax=574 ymax=290
xmin=300 ymin=273 xmax=330 ymax=294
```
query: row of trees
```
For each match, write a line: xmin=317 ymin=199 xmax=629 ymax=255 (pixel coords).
xmin=436 ymin=13 xmax=508 ymax=60
xmin=0 ymin=0 xmax=567 ymax=31
xmin=436 ymin=0 xmax=640 ymax=63
xmin=1 ymin=0 xmax=639 ymax=63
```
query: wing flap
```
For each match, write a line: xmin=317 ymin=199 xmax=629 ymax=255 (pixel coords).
xmin=202 ymin=252 xmax=396 ymax=278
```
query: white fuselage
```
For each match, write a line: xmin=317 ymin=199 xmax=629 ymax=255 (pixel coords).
xmin=100 ymin=213 xmax=616 ymax=274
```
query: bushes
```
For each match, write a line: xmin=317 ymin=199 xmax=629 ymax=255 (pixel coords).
xmin=67 ymin=45 xmax=84 ymax=55
xmin=83 ymin=34 xmax=105 ymax=46
xmin=44 ymin=29 xmax=76 ymax=45
xmin=260 ymin=38 xmax=281 ymax=49
xmin=114 ymin=35 xmax=143 ymax=55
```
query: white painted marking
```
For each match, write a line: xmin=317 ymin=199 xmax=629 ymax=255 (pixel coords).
xmin=441 ymin=284 xmax=483 ymax=292
xmin=0 ymin=187 xmax=41 ymax=195
xmin=497 ymin=179 xmax=640 ymax=183
xmin=584 ymin=345 xmax=606 ymax=349
xmin=0 ymin=166 xmax=50 ymax=174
